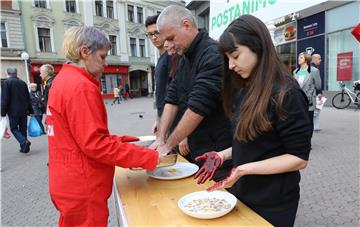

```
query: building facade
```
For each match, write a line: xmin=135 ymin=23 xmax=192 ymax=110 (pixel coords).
xmin=2 ymin=0 xmax=183 ymax=98
xmin=0 ymin=0 xmax=27 ymax=82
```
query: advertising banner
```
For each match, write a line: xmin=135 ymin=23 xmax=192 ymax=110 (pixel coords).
xmin=337 ymin=52 xmax=353 ymax=81
xmin=274 ymin=21 xmax=296 ymax=45
xmin=209 ymin=0 xmax=328 ymax=39
xmin=297 ymin=12 xmax=325 ymax=39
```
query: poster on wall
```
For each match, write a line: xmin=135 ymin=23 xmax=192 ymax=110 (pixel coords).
xmin=274 ymin=21 xmax=297 ymax=45
xmin=297 ymin=12 xmax=325 ymax=39
xmin=337 ymin=52 xmax=353 ymax=81
xmin=209 ymin=0 xmax=327 ymax=39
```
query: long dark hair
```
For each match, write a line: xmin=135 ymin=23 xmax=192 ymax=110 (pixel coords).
xmin=219 ymin=15 xmax=296 ymax=142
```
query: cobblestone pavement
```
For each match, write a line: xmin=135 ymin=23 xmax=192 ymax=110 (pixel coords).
xmin=1 ymin=97 xmax=359 ymax=226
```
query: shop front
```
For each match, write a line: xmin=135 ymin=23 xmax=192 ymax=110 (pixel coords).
xmin=326 ymin=1 xmax=360 ymax=91
xmin=30 ymin=63 xmax=129 ymax=99
xmin=100 ymin=65 xmax=129 ymax=99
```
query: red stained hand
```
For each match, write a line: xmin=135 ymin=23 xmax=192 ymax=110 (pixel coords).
xmin=206 ymin=167 xmax=239 ymax=192
xmin=194 ymin=151 xmax=223 ymax=184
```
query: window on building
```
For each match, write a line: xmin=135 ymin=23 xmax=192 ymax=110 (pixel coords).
xmin=130 ymin=38 xmax=137 ymax=56
xmin=109 ymin=35 xmax=117 ymax=55
xmin=128 ymin=5 xmax=134 ymax=22
xmin=38 ymin=28 xmax=51 ymax=52
xmin=1 ymin=23 xmax=8 ymax=48
xmin=137 ymin=7 xmax=143 ymax=23
xmin=65 ymin=0 xmax=76 ymax=13
xmin=106 ymin=1 xmax=114 ymax=18
xmin=139 ymin=39 xmax=145 ymax=57
xmin=95 ymin=0 xmax=103 ymax=17
xmin=34 ymin=0 xmax=47 ymax=8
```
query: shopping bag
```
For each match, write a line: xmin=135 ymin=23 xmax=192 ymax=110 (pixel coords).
xmin=316 ymin=96 xmax=327 ymax=110
xmin=0 ymin=116 xmax=8 ymax=139
xmin=28 ymin=116 xmax=43 ymax=137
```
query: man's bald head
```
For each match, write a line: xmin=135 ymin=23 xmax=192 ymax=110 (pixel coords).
xmin=311 ymin=54 xmax=322 ymax=67
xmin=157 ymin=5 xmax=197 ymax=31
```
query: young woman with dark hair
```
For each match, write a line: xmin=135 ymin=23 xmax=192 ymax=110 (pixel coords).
xmin=194 ymin=15 xmax=312 ymax=227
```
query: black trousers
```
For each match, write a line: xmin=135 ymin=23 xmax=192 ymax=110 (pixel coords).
xmin=308 ymin=110 xmax=314 ymax=137
xmin=248 ymin=201 xmax=299 ymax=227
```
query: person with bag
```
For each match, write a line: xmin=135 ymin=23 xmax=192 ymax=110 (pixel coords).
xmin=1 ymin=67 xmax=33 ymax=153
xmin=194 ymin=15 xmax=312 ymax=227
xmin=29 ymin=83 xmax=45 ymax=134
xmin=47 ymin=25 xmax=168 ymax=227
xmin=293 ymin=52 xmax=322 ymax=135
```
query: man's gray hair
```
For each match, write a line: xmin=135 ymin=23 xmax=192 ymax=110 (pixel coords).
xmin=7 ymin=67 xmax=17 ymax=76
xmin=157 ymin=5 xmax=197 ymax=30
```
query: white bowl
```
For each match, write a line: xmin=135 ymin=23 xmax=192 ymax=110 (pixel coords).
xmin=178 ymin=190 xmax=237 ymax=219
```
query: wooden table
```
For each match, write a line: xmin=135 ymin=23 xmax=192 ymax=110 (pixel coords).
xmin=113 ymin=157 xmax=273 ymax=226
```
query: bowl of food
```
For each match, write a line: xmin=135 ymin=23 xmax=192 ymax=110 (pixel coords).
xmin=178 ymin=190 xmax=237 ymax=219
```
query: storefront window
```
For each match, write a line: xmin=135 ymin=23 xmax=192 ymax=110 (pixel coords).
xmin=276 ymin=42 xmax=297 ymax=74
xmin=101 ymin=74 xmax=122 ymax=94
xmin=327 ymin=28 xmax=360 ymax=91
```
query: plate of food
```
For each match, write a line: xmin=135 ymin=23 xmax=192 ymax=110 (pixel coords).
xmin=147 ymin=162 xmax=199 ymax=180
xmin=178 ymin=190 xmax=237 ymax=219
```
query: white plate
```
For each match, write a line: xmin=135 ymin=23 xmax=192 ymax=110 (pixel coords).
xmin=147 ymin=162 xmax=199 ymax=180
xmin=178 ymin=190 xmax=237 ymax=219
xmin=138 ymin=135 xmax=156 ymax=141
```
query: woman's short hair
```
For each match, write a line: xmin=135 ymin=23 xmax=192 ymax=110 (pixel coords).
xmin=63 ymin=26 xmax=111 ymax=62
xmin=40 ymin=64 xmax=55 ymax=77
xmin=299 ymin=52 xmax=312 ymax=65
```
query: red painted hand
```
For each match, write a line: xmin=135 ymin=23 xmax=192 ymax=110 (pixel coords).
xmin=194 ymin=151 xmax=223 ymax=184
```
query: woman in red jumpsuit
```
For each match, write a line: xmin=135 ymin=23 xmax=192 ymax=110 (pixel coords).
xmin=46 ymin=26 xmax=162 ymax=226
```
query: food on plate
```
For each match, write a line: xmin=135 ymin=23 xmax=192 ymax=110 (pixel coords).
xmin=167 ymin=168 xmax=177 ymax=173
xmin=184 ymin=197 xmax=231 ymax=213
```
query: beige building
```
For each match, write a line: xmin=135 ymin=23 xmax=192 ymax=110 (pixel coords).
xmin=0 ymin=0 xmax=27 ymax=82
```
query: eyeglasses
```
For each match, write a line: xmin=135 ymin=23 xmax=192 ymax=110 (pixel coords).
xmin=145 ymin=31 xmax=160 ymax=38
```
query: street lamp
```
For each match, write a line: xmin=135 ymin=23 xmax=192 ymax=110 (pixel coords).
xmin=20 ymin=51 xmax=30 ymax=85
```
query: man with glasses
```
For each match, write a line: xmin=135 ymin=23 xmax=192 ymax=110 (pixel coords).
xmin=145 ymin=15 xmax=172 ymax=134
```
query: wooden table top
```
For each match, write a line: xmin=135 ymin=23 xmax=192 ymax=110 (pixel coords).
xmin=114 ymin=157 xmax=273 ymax=226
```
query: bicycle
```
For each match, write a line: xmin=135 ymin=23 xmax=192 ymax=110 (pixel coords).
xmin=332 ymin=81 xmax=360 ymax=109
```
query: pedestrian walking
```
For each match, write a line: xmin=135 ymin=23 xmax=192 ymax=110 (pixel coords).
xmin=311 ymin=53 xmax=323 ymax=131
xmin=194 ymin=15 xmax=312 ymax=227
xmin=111 ymin=85 xmax=121 ymax=105
xmin=150 ymin=5 xmax=233 ymax=182
xmin=1 ymin=67 xmax=33 ymax=153
xmin=293 ymin=52 xmax=321 ymax=134
xmin=29 ymin=83 xmax=45 ymax=134
xmin=47 ymin=25 xmax=166 ymax=227
xmin=124 ymin=83 xmax=131 ymax=99
xmin=39 ymin=64 xmax=55 ymax=113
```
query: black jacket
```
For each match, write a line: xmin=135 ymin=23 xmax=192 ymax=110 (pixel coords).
xmin=43 ymin=76 xmax=54 ymax=111
xmin=231 ymin=80 xmax=311 ymax=211
xmin=30 ymin=91 xmax=44 ymax=115
xmin=1 ymin=76 xmax=33 ymax=117
xmin=165 ymin=30 xmax=232 ymax=181
xmin=155 ymin=52 xmax=172 ymax=117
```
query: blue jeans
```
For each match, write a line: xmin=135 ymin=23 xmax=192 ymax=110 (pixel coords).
xmin=8 ymin=115 xmax=28 ymax=148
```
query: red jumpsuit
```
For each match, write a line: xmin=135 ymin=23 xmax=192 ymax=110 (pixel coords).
xmin=46 ymin=64 xmax=158 ymax=227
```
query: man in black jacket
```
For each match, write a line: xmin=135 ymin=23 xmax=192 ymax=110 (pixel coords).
xmin=1 ymin=67 xmax=33 ymax=153
xmin=39 ymin=64 xmax=55 ymax=113
xmin=150 ymin=5 xmax=232 ymax=182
